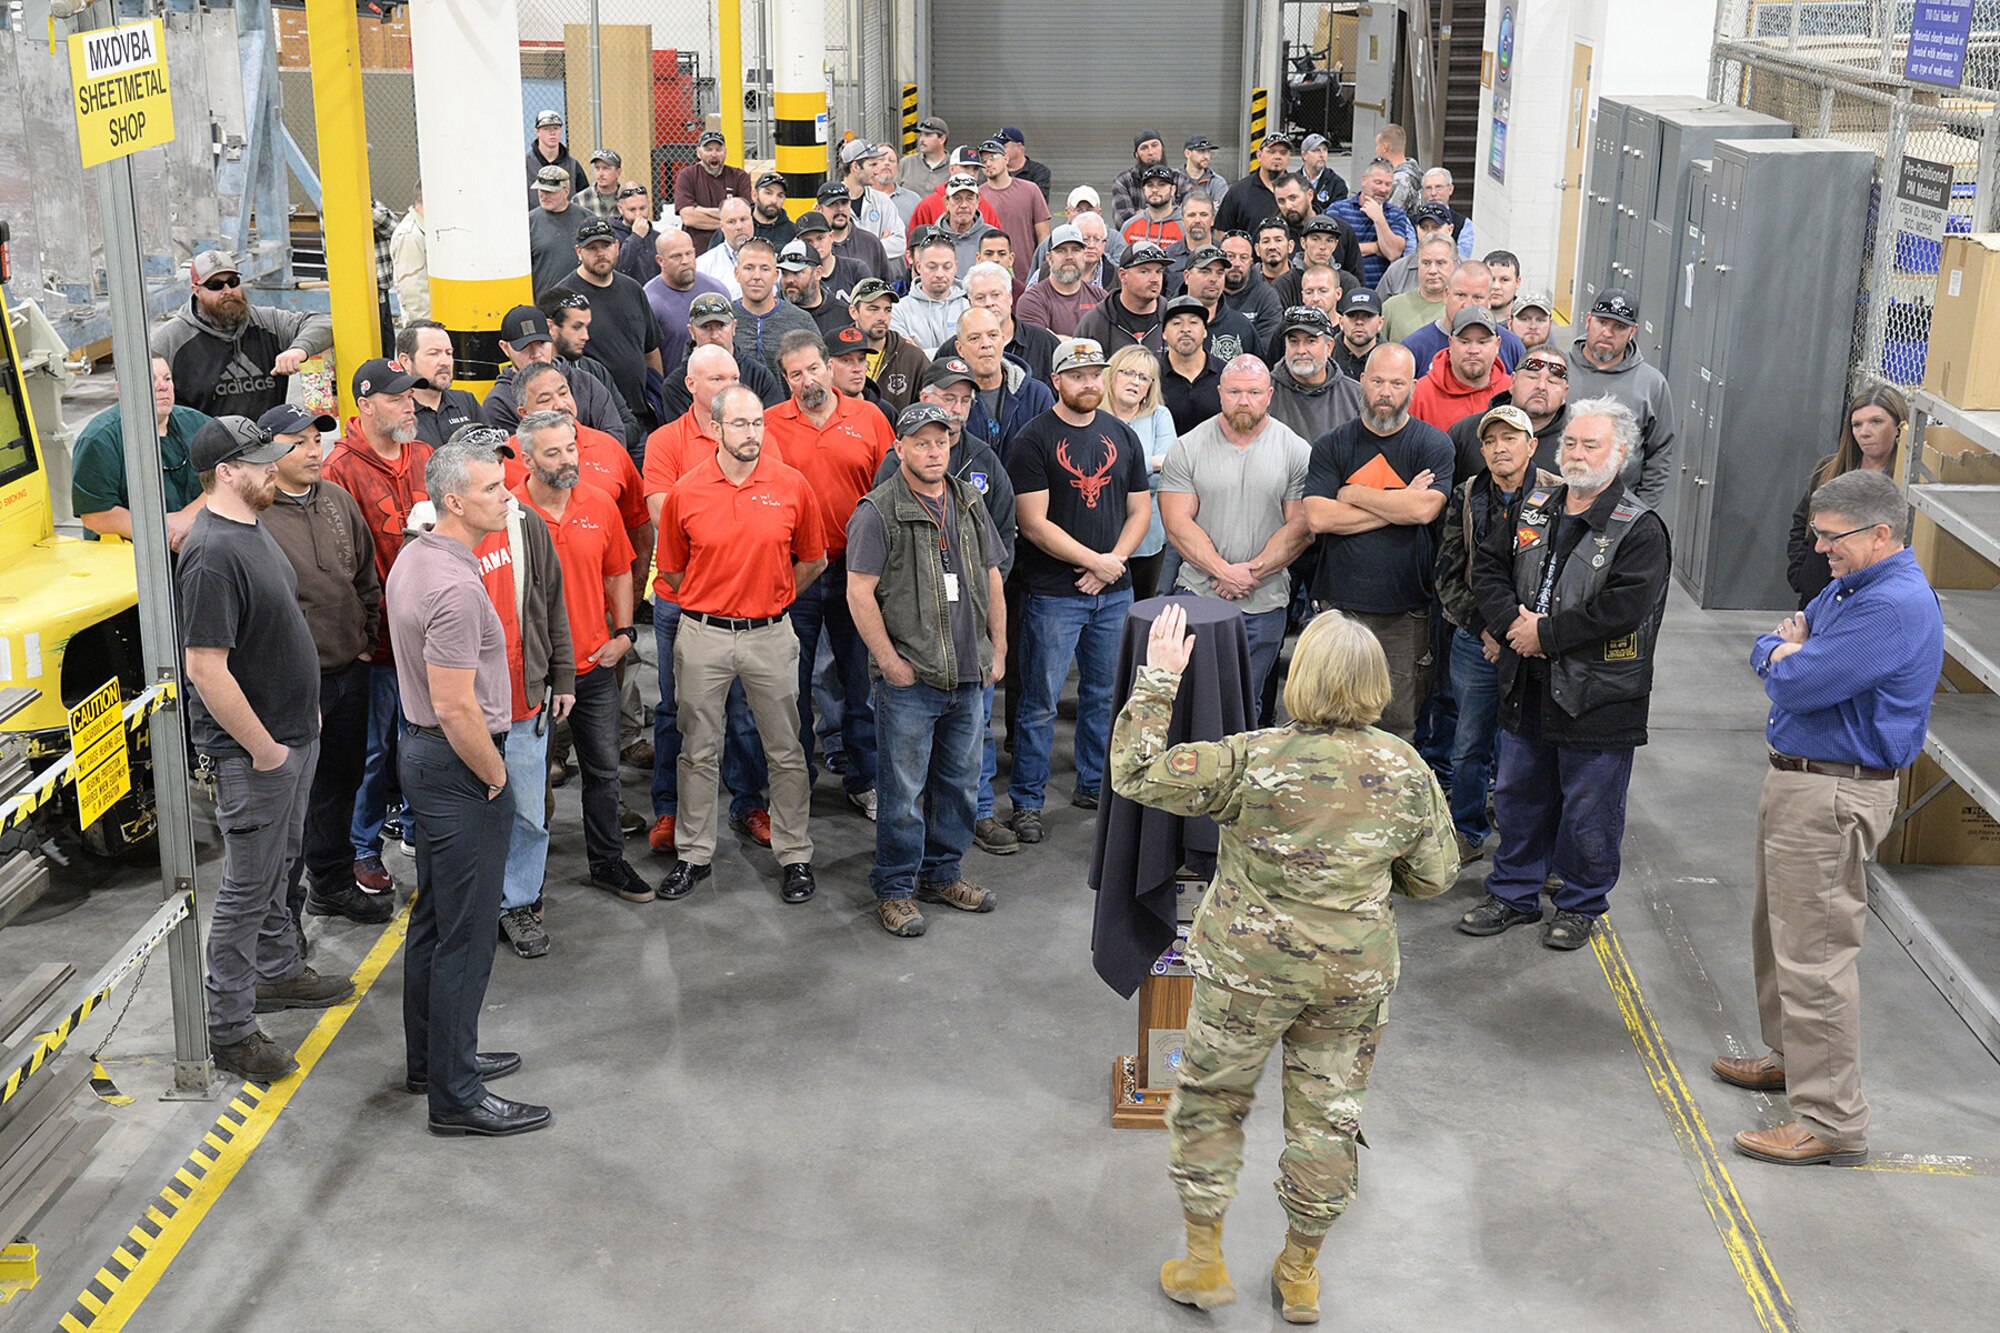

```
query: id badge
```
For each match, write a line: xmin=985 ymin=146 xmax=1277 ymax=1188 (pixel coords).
xmin=945 ymin=571 xmax=961 ymax=602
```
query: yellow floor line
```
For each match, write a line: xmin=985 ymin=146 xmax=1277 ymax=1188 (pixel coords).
xmin=57 ymin=900 xmax=412 ymax=1332
xmin=1592 ymin=917 xmax=1798 ymax=1333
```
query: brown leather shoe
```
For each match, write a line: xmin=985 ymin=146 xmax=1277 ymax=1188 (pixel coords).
xmin=730 ymin=808 xmax=773 ymax=847
xmin=1733 ymin=1120 xmax=1867 ymax=1167
xmin=1712 ymin=1054 xmax=1786 ymax=1091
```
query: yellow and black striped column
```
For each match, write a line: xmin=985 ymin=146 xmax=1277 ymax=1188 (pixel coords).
xmin=1249 ymin=86 xmax=1269 ymax=160
xmin=902 ymin=84 xmax=919 ymax=155
xmin=773 ymin=5 xmax=828 ymax=217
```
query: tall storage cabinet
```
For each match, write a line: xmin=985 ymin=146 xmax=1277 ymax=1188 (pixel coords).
xmin=1576 ymin=95 xmax=1710 ymax=318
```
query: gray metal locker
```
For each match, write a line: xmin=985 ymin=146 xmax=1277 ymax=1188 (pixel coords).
xmin=1576 ymin=96 xmax=1712 ymax=320
xmin=1671 ymin=138 xmax=1876 ymax=609
xmin=1638 ymin=104 xmax=1792 ymax=372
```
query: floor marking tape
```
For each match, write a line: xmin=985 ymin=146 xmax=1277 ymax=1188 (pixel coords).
xmin=55 ymin=899 xmax=411 ymax=1332
xmin=1593 ymin=917 xmax=1798 ymax=1333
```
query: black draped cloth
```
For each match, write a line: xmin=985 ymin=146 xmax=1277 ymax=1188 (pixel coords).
xmin=1088 ymin=595 xmax=1255 ymax=998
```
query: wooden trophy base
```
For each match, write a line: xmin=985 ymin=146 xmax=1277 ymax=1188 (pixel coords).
xmin=1111 ymin=1055 xmax=1174 ymax=1128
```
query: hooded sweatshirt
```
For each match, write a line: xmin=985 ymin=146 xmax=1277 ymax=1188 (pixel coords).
xmin=888 ymin=283 xmax=972 ymax=353
xmin=149 ymin=297 xmax=334 ymax=421
xmin=1410 ymin=348 xmax=1513 ymax=434
xmin=1269 ymin=360 xmax=1366 ymax=443
xmin=1563 ymin=335 xmax=1677 ymax=509
xmin=322 ymin=424 xmax=433 ymax=664
xmin=264 ymin=480 xmax=381 ymax=672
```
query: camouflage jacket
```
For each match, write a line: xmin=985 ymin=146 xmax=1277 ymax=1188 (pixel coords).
xmin=1109 ymin=665 xmax=1458 ymax=1002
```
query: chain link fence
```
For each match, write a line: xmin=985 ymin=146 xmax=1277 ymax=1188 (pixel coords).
xmin=1711 ymin=0 xmax=2000 ymax=389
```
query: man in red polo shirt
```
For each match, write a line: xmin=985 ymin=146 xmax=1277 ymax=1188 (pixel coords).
xmin=511 ymin=410 xmax=649 ymax=908
xmin=655 ymin=384 xmax=825 ymax=904
xmin=763 ymin=329 xmax=893 ymax=819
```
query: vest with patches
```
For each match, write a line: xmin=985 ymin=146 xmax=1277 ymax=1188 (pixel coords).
xmin=1508 ymin=486 xmax=1662 ymax=719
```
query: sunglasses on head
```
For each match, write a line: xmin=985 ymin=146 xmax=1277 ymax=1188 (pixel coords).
xmin=202 ymin=275 xmax=241 ymax=291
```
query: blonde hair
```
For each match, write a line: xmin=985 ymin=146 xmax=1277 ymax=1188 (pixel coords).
xmin=1284 ymin=610 xmax=1393 ymax=729
xmin=1104 ymin=344 xmax=1164 ymax=418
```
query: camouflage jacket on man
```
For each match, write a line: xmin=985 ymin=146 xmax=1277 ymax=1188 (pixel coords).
xmin=1108 ymin=664 xmax=1458 ymax=1003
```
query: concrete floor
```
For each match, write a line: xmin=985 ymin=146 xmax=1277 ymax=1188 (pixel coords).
xmin=7 ymin=587 xmax=2000 ymax=1331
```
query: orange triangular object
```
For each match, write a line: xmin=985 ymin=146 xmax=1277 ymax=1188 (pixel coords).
xmin=1346 ymin=452 xmax=1409 ymax=490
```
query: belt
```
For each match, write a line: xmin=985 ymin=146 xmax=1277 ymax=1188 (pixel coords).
xmin=1768 ymin=752 xmax=1895 ymax=782
xmin=408 ymin=723 xmax=509 ymax=747
xmin=685 ymin=610 xmax=786 ymax=631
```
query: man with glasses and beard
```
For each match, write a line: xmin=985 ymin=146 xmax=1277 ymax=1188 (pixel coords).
xmin=153 ymin=250 xmax=333 ymax=420
xmin=1460 ymin=398 xmax=1670 ymax=952
xmin=1302 ymin=344 xmax=1454 ymax=742
xmin=1447 ymin=345 xmax=1571 ymax=487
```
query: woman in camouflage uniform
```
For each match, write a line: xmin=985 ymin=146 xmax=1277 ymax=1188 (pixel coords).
xmin=1109 ymin=602 xmax=1456 ymax=1323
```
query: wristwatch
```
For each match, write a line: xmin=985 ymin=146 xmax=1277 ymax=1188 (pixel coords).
xmin=487 ymin=780 xmax=506 ymax=801
xmin=613 ymin=626 xmax=637 ymax=642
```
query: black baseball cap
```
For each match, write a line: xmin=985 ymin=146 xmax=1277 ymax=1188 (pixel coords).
xmin=698 ymin=130 xmax=726 ymax=147
xmin=1122 ymin=241 xmax=1171 ymax=269
xmin=823 ymin=316 xmax=869 ymax=356
xmin=1184 ymin=134 xmax=1218 ymax=151
xmin=191 ymin=415 xmax=289 ymax=471
xmin=923 ymin=356 xmax=978 ymax=390
xmin=687 ymin=293 xmax=736 ymax=326
xmin=795 ymin=210 xmax=832 ymax=236
xmin=896 ymin=402 xmax=954 ymax=437
xmin=1280 ymin=305 xmax=1334 ymax=338
xmin=1409 ymin=202 xmax=1454 ymax=229
xmin=257 ymin=403 xmax=338 ymax=437
xmin=1591 ymin=287 xmax=1639 ymax=326
xmin=755 ymin=170 xmax=785 ymax=191
xmin=1140 ymin=164 xmax=1176 ymax=185
xmin=574 ymin=219 xmax=617 ymax=246
xmin=1337 ymin=289 xmax=1383 ymax=316
xmin=1161 ymin=295 xmax=1211 ymax=326
xmin=1184 ymin=244 xmax=1229 ymax=270
xmin=1299 ymin=215 xmax=1341 ymax=237
xmin=352 ymin=357 xmax=429 ymax=398
xmin=816 ymin=181 xmax=851 ymax=204
xmin=1261 ymin=130 xmax=1295 ymax=150
xmin=500 ymin=305 xmax=552 ymax=347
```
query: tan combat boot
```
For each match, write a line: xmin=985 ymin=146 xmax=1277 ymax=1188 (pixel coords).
xmin=1159 ymin=1212 xmax=1235 ymax=1310
xmin=1272 ymin=1230 xmax=1322 ymax=1324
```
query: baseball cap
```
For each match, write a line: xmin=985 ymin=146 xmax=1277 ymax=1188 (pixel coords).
xmin=776 ymin=240 xmax=814 ymax=272
xmin=1052 ymin=337 xmax=1109 ymax=374
xmin=190 ymin=250 xmax=239 ymax=284
xmin=755 ymin=170 xmax=786 ymax=191
xmin=1515 ymin=290 xmax=1555 ymax=316
xmin=589 ymin=147 xmax=621 ymax=166
xmin=976 ymin=137 xmax=1006 ymax=156
xmin=1048 ymin=223 xmax=1085 ymax=250
xmin=697 ymin=129 xmax=725 ymax=147
xmin=816 ymin=181 xmax=852 ymax=204
xmin=1184 ymin=134 xmax=1218 ymax=151
xmin=849 ymin=277 xmax=899 ymax=305
xmin=535 ymin=110 xmax=563 ymax=128
xmin=950 ymin=146 xmax=982 ymax=169
xmin=352 ymin=357 xmax=430 ymax=399
xmin=1280 ymin=305 xmax=1334 ymax=337
xmin=1301 ymin=133 xmax=1330 ymax=153
xmin=1591 ymin=288 xmax=1639 ymax=326
xmin=257 ymin=403 xmax=338 ymax=437
xmin=1261 ymin=130 xmax=1295 ymax=150
xmin=1133 ymin=128 xmax=1164 ymax=150
xmin=1067 ymin=185 xmax=1100 ymax=210
xmin=615 ymin=182 xmax=649 ymax=199
xmin=1410 ymin=202 xmax=1454 ymax=229
xmin=574 ymin=218 xmax=618 ymax=246
xmin=923 ymin=356 xmax=978 ymax=390
xmin=916 ymin=116 xmax=948 ymax=136
xmin=1451 ymin=306 xmax=1500 ymax=336
xmin=1184 ymin=244 xmax=1229 ymax=269
xmin=499 ymin=304 xmax=552 ymax=346
xmin=896 ymin=402 xmax=954 ymax=437
xmin=1140 ymin=164 xmax=1176 ymax=185
xmin=1338 ymin=289 xmax=1383 ymax=316
xmin=946 ymin=173 xmax=979 ymax=195
xmin=997 ymin=126 xmax=1027 ymax=145
xmin=823 ymin=316 xmax=869 ymax=356
xmin=1478 ymin=404 xmax=1534 ymax=438
xmin=533 ymin=165 xmax=570 ymax=192
xmin=1161 ymin=295 xmax=1211 ymax=326
xmin=1299 ymin=215 xmax=1341 ymax=237
xmin=838 ymin=139 xmax=889 ymax=166
xmin=687 ymin=293 xmax=736 ymax=326
xmin=191 ymin=416 xmax=289 ymax=472
xmin=795 ymin=210 xmax=831 ymax=236
xmin=1121 ymin=242 xmax=1171 ymax=269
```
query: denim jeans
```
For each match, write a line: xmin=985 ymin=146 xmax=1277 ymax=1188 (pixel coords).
xmin=1243 ymin=607 xmax=1288 ymax=727
xmin=1485 ymin=693 xmax=1636 ymax=918
xmin=500 ymin=721 xmax=550 ymax=912
xmin=870 ymin=678 xmax=982 ymax=900
xmin=569 ymin=664 xmax=624 ymax=872
xmin=1447 ymin=628 xmax=1501 ymax=844
xmin=977 ymin=682 xmax=999 ymax=820
xmin=349 ymin=663 xmax=404 ymax=858
xmin=1010 ymin=589 xmax=1132 ymax=810
xmin=789 ymin=560 xmax=877 ymax=796
xmin=813 ymin=636 xmax=843 ymax=759
xmin=650 ymin=597 xmax=769 ymax=821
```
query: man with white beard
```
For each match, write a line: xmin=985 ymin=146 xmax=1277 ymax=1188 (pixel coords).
xmin=1458 ymin=397 xmax=1671 ymax=953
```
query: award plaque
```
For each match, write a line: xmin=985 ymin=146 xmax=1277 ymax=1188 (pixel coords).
xmin=1111 ymin=880 xmax=1206 ymax=1129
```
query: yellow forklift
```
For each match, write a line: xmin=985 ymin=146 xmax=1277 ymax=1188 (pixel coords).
xmin=0 ymin=221 xmax=153 ymax=858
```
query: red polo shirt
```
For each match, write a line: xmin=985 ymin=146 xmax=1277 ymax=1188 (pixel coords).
xmin=762 ymin=390 xmax=891 ymax=559
xmin=514 ymin=480 xmax=635 ymax=675
xmin=503 ymin=422 xmax=646 ymax=533
xmin=644 ymin=408 xmax=792 ymax=599
xmin=656 ymin=453 xmax=824 ymax=619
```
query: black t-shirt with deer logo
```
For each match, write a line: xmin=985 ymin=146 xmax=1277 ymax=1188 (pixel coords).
xmin=1005 ymin=408 xmax=1149 ymax=598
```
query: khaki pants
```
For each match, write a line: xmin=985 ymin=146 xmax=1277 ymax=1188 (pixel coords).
xmin=1345 ymin=608 xmax=1431 ymax=741
xmin=1751 ymin=767 xmax=1898 ymax=1151
xmin=674 ymin=617 xmax=812 ymax=865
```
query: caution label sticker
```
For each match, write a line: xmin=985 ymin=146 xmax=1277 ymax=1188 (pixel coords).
xmin=68 ymin=19 xmax=175 ymax=169
xmin=68 ymin=678 xmax=130 ymax=830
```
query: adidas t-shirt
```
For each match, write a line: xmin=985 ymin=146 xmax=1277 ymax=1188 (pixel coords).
xmin=1303 ymin=416 xmax=1455 ymax=613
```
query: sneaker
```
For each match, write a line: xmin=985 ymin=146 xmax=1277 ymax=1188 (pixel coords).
xmin=305 ymin=882 xmax=395 ymax=925
xmin=211 ymin=1030 xmax=298 ymax=1082
xmin=353 ymin=856 xmax=394 ymax=893
xmin=1071 ymin=788 xmax=1100 ymax=811
xmin=1457 ymin=895 xmax=1543 ymax=937
xmin=826 ymin=749 xmax=849 ymax=775
xmin=498 ymin=906 xmax=551 ymax=958
xmin=1010 ymin=808 xmax=1044 ymax=844
xmin=876 ymin=898 xmax=927 ymax=937
xmin=647 ymin=814 xmax=677 ymax=853
xmin=848 ymin=789 xmax=877 ymax=821
xmin=591 ymin=860 xmax=656 ymax=903
xmin=917 ymin=879 xmax=996 ymax=913
xmin=380 ymin=811 xmax=406 ymax=845
xmin=1455 ymin=832 xmax=1487 ymax=864
xmin=254 ymin=966 xmax=356 ymax=1012
xmin=730 ymin=808 xmax=773 ymax=847
xmin=619 ymin=805 xmax=647 ymax=836
xmin=621 ymin=739 xmax=655 ymax=769
xmin=973 ymin=816 xmax=1019 ymax=856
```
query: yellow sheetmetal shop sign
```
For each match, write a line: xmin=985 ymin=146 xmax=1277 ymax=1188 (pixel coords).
xmin=68 ymin=19 xmax=175 ymax=169
xmin=68 ymin=678 xmax=130 ymax=830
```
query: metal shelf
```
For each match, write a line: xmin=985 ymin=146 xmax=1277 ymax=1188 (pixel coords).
xmin=1909 ymin=388 xmax=2000 ymax=455
xmin=1869 ymin=862 xmax=2000 ymax=1062
xmin=1909 ymin=485 xmax=2000 ymax=569
xmin=1938 ymin=591 xmax=2000 ymax=694
xmin=1923 ymin=694 xmax=2000 ymax=825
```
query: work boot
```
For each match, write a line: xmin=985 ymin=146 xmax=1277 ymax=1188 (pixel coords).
xmin=876 ymin=898 xmax=927 ymax=937
xmin=973 ymin=816 xmax=1019 ymax=855
xmin=621 ymin=738 xmax=654 ymax=769
xmin=916 ymin=879 xmax=996 ymax=913
xmin=211 ymin=1030 xmax=298 ymax=1082
xmin=254 ymin=966 xmax=355 ymax=1013
xmin=619 ymin=805 xmax=647 ymax=836
xmin=306 ymin=881 xmax=395 ymax=925
xmin=1010 ymin=807 xmax=1043 ymax=844
xmin=1159 ymin=1212 xmax=1235 ymax=1311
xmin=1272 ymin=1230 xmax=1323 ymax=1324
xmin=498 ymin=906 xmax=551 ymax=958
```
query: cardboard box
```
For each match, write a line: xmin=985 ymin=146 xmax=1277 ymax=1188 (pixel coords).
xmin=1910 ymin=425 xmax=2000 ymax=591
xmin=1881 ymin=751 xmax=2000 ymax=865
xmin=1924 ymin=235 xmax=2000 ymax=410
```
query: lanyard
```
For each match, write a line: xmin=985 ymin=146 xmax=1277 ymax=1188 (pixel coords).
xmin=916 ymin=489 xmax=951 ymax=570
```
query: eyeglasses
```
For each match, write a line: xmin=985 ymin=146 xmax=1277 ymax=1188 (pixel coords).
xmin=201 ymin=275 xmax=241 ymax=291
xmin=1518 ymin=358 xmax=1568 ymax=379
xmin=1115 ymin=368 xmax=1155 ymax=384
xmin=1811 ymin=522 xmax=1879 ymax=544
xmin=719 ymin=418 xmax=765 ymax=433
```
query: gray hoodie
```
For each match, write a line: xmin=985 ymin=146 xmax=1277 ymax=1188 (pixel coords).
xmin=1268 ymin=360 xmax=1364 ymax=444
xmin=1564 ymin=336 xmax=1676 ymax=509
xmin=888 ymin=283 xmax=971 ymax=353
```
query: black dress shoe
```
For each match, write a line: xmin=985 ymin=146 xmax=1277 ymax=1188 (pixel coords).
xmin=405 ymin=1051 xmax=523 ymax=1094
xmin=659 ymin=860 xmax=711 ymax=900
xmin=426 ymin=1091 xmax=551 ymax=1137
xmin=781 ymin=862 xmax=816 ymax=904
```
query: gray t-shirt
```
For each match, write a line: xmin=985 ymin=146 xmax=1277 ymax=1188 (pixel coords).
xmin=1159 ymin=415 xmax=1311 ymax=614
xmin=385 ymin=530 xmax=512 ymax=734
xmin=847 ymin=490 xmax=1003 ymax=684
xmin=177 ymin=509 xmax=322 ymax=758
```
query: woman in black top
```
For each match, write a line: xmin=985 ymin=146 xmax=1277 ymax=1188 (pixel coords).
xmin=1786 ymin=385 xmax=1907 ymax=607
